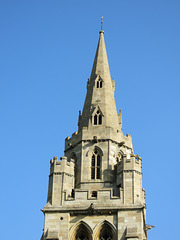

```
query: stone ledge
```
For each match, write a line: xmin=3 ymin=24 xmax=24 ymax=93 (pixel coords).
xmin=42 ymin=204 xmax=145 ymax=213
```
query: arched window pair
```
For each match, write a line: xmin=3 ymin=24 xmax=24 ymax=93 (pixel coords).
xmin=94 ymin=110 xmax=102 ymax=125
xmin=71 ymin=221 xmax=116 ymax=240
xmin=91 ymin=149 xmax=101 ymax=180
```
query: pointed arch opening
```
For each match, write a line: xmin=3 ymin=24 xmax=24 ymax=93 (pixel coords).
xmin=93 ymin=220 xmax=117 ymax=240
xmin=70 ymin=221 xmax=93 ymax=240
xmin=91 ymin=148 xmax=102 ymax=180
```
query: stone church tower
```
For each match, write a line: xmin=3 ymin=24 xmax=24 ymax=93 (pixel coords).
xmin=41 ymin=29 xmax=151 ymax=240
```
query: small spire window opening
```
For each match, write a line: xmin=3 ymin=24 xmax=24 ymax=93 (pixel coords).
xmin=97 ymin=78 xmax=103 ymax=88
xmin=94 ymin=110 xmax=102 ymax=125
xmin=91 ymin=150 xmax=101 ymax=179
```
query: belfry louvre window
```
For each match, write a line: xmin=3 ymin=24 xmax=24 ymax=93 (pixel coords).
xmin=97 ymin=77 xmax=103 ymax=88
xmin=91 ymin=149 xmax=101 ymax=179
xmin=94 ymin=110 xmax=102 ymax=125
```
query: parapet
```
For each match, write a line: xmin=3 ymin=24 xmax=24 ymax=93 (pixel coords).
xmin=65 ymin=131 xmax=82 ymax=151
xmin=63 ymin=188 xmax=124 ymax=207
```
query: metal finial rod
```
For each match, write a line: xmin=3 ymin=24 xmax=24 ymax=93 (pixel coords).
xmin=101 ymin=16 xmax=103 ymax=30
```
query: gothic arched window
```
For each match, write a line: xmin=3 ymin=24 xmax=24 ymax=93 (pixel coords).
xmin=97 ymin=77 xmax=103 ymax=88
xmin=94 ymin=110 xmax=102 ymax=125
xmin=91 ymin=149 xmax=101 ymax=179
xmin=71 ymin=221 xmax=92 ymax=240
xmin=99 ymin=224 xmax=113 ymax=240
xmin=94 ymin=221 xmax=116 ymax=240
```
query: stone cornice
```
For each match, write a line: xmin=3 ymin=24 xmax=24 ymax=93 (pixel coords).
xmin=42 ymin=204 xmax=145 ymax=214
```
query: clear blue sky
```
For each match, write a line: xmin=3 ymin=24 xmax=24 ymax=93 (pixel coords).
xmin=0 ymin=1 xmax=180 ymax=239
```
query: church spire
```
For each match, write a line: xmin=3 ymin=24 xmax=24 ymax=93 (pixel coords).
xmin=79 ymin=29 xmax=121 ymax=131
xmin=90 ymin=29 xmax=110 ymax=83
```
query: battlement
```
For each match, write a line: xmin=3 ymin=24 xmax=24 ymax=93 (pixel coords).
xmin=65 ymin=131 xmax=81 ymax=150
xmin=50 ymin=156 xmax=74 ymax=176
xmin=65 ymin=128 xmax=133 ymax=153
xmin=117 ymin=153 xmax=142 ymax=174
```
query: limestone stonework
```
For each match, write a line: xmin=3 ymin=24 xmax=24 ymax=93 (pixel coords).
xmin=41 ymin=29 xmax=152 ymax=240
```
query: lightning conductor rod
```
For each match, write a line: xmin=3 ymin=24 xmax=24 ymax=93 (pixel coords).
xmin=101 ymin=16 xmax=103 ymax=30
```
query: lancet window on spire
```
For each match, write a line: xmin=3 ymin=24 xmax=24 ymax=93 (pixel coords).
xmin=94 ymin=110 xmax=102 ymax=125
xmin=97 ymin=77 xmax=103 ymax=88
xmin=91 ymin=149 xmax=101 ymax=179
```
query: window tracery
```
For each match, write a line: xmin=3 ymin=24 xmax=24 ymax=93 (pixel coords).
xmin=91 ymin=149 xmax=101 ymax=179
xmin=94 ymin=110 xmax=102 ymax=125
